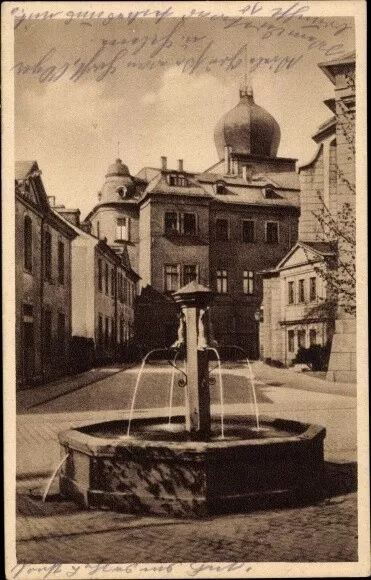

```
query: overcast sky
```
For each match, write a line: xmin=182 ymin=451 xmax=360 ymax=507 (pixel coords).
xmin=14 ymin=7 xmax=355 ymax=218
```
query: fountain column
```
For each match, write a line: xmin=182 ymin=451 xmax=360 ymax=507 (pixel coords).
xmin=173 ymin=282 xmax=215 ymax=439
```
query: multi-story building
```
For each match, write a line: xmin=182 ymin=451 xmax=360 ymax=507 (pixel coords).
xmin=260 ymin=53 xmax=356 ymax=379
xmin=15 ymin=161 xmax=77 ymax=389
xmin=52 ymin=203 xmax=139 ymax=369
xmin=85 ymin=85 xmax=300 ymax=357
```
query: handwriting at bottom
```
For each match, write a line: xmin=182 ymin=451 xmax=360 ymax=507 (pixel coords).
xmin=11 ymin=562 xmax=254 ymax=578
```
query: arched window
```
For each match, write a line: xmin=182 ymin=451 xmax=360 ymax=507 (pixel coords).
xmin=24 ymin=216 xmax=32 ymax=272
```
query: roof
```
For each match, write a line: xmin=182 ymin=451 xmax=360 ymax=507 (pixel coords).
xmin=299 ymin=241 xmax=334 ymax=255
xmin=312 ymin=116 xmax=336 ymax=143
xmin=318 ymin=52 xmax=356 ymax=84
xmin=141 ymin=170 xmax=212 ymax=199
xmin=134 ymin=166 xmax=300 ymax=208
xmin=15 ymin=160 xmax=39 ymax=180
xmin=272 ymin=240 xmax=335 ymax=272
xmin=197 ymin=173 xmax=300 ymax=208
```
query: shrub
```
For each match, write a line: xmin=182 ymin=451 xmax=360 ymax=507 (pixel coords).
xmin=293 ymin=343 xmax=331 ymax=371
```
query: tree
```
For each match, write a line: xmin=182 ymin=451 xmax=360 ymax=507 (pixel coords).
xmin=312 ymin=68 xmax=356 ymax=316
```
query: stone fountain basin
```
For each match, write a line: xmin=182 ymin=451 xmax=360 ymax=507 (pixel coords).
xmin=59 ymin=415 xmax=326 ymax=518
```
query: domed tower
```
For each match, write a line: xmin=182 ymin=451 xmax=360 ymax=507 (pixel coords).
xmin=85 ymin=158 xmax=146 ymax=273
xmin=99 ymin=159 xmax=136 ymax=203
xmin=213 ymin=86 xmax=283 ymax=175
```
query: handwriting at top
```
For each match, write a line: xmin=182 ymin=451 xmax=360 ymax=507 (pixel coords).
xmin=12 ymin=41 xmax=307 ymax=83
xmin=10 ymin=2 xmax=352 ymax=38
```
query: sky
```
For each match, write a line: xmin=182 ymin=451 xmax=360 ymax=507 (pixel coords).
xmin=13 ymin=4 xmax=355 ymax=219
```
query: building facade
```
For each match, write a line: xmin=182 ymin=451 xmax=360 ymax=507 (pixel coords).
xmin=52 ymin=204 xmax=139 ymax=369
xmin=260 ymin=53 xmax=356 ymax=378
xmin=85 ymin=86 xmax=300 ymax=357
xmin=15 ymin=161 xmax=77 ymax=389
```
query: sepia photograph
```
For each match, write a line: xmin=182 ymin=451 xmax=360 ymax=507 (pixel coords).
xmin=3 ymin=1 xmax=369 ymax=577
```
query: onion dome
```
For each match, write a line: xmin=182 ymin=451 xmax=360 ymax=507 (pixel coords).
xmin=214 ymin=87 xmax=281 ymax=159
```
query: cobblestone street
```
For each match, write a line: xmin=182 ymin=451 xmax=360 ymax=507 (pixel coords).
xmin=16 ymin=494 xmax=357 ymax=563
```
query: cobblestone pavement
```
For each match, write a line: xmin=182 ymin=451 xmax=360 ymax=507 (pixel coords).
xmin=16 ymin=493 xmax=357 ymax=563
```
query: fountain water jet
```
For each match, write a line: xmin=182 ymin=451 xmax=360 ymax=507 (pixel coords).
xmin=59 ymin=282 xmax=326 ymax=517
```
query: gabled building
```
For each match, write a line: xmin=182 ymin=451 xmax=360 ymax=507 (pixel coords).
xmin=84 ymin=85 xmax=301 ymax=357
xmin=260 ymin=53 xmax=356 ymax=380
xmin=15 ymin=161 xmax=77 ymax=388
xmin=260 ymin=241 xmax=335 ymax=366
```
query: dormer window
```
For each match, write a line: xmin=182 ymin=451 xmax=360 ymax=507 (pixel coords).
xmin=167 ymin=174 xmax=188 ymax=187
xmin=215 ymin=180 xmax=226 ymax=195
xmin=263 ymin=186 xmax=277 ymax=199
xmin=116 ymin=186 xmax=128 ymax=198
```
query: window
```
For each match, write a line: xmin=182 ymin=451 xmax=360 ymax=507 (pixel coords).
xmin=242 ymin=220 xmax=255 ymax=243
xmin=164 ymin=212 xmax=197 ymax=235
xmin=217 ymin=269 xmax=228 ymax=294
xmin=288 ymin=330 xmax=295 ymax=352
xmin=105 ymin=263 xmax=109 ymax=295
xmin=123 ymin=277 xmax=127 ymax=303
xmin=117 ymin=186 xmax=127 ymax=198
xmin=58 ymin=241 xmax=64 ymax=285
xmin=309 ymin=277 xmax=317 ymax=301
xmin=164 ymin=264 xmax=180 ymax=292
xmin=116 ymin=217 xmax=129 ymax=241
xmin=215 ymin=219 xmax=229 ymax=241
xmin=264 ymin=187 xmax=276 ymax=199
xmin=24 ymin=216 xmax=33 ymax=271
xmin=298 ymin=329 xmax=306 ymax=348
xmin=164 ymin=212 xmax=179 ymax=234
xmin=128 ymin=280 xmax=134 ymax=306
xmin=44 ymin=230 xmax=52 ymax=280
xmin=98 ymin=259 xmax=103 ymax=291
xmin=288 ymin=281 xmax=294 ymax=304
xmin=43 ymin=309 xmax=52 ymax=357
xmin=265 ymin=222 xmax=279 ymax=244
xmin=183 ymin=265 xmax=198 ymax=285
xmin=216 ymin=181 xmax=226 ymax=195
xmin=309 ymin=329 xmax=317 ymax=346
xmin=119 ymin=317 xmax=124 ymax=344
xmin=183 ymin=213 xmax=197 ymax=235
xmin=57 ymin=312 xmax=65 ymax=353
xmin=168 ymin=174 xmax=188 ymax=187
xmin=117 ymin=272 xmax=122 ymax=302
xmin=98 ymin=314 xmax=103 ymax=347
xmin=243 ymin=270 xmax=254 ymax=295
xmin=23 ymin=304 xmax=33 ymax=319
xmin=111 ymin=268 xmax=115 ymax=297
xmin=298 ymin=279 xmax=305 ymax=303
xmin=105 ymin=316 xmax=109 ymax=348
xmin=111 ymin=317 xmax=115 ymax=346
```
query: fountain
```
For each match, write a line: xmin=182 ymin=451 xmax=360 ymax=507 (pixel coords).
xmin=59 ymin=282 xmax=326 ymax=517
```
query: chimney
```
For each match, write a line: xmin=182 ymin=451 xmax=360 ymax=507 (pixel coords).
xmin=224 ymin=146 xmax=231 ymax=174
xmin=178 ymin=159 xmax=184 ymax=172
xmin=48 ymin=195 xmax=56 ymax=207
xmin=161 ymin=156 xmax=167 ymax=171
